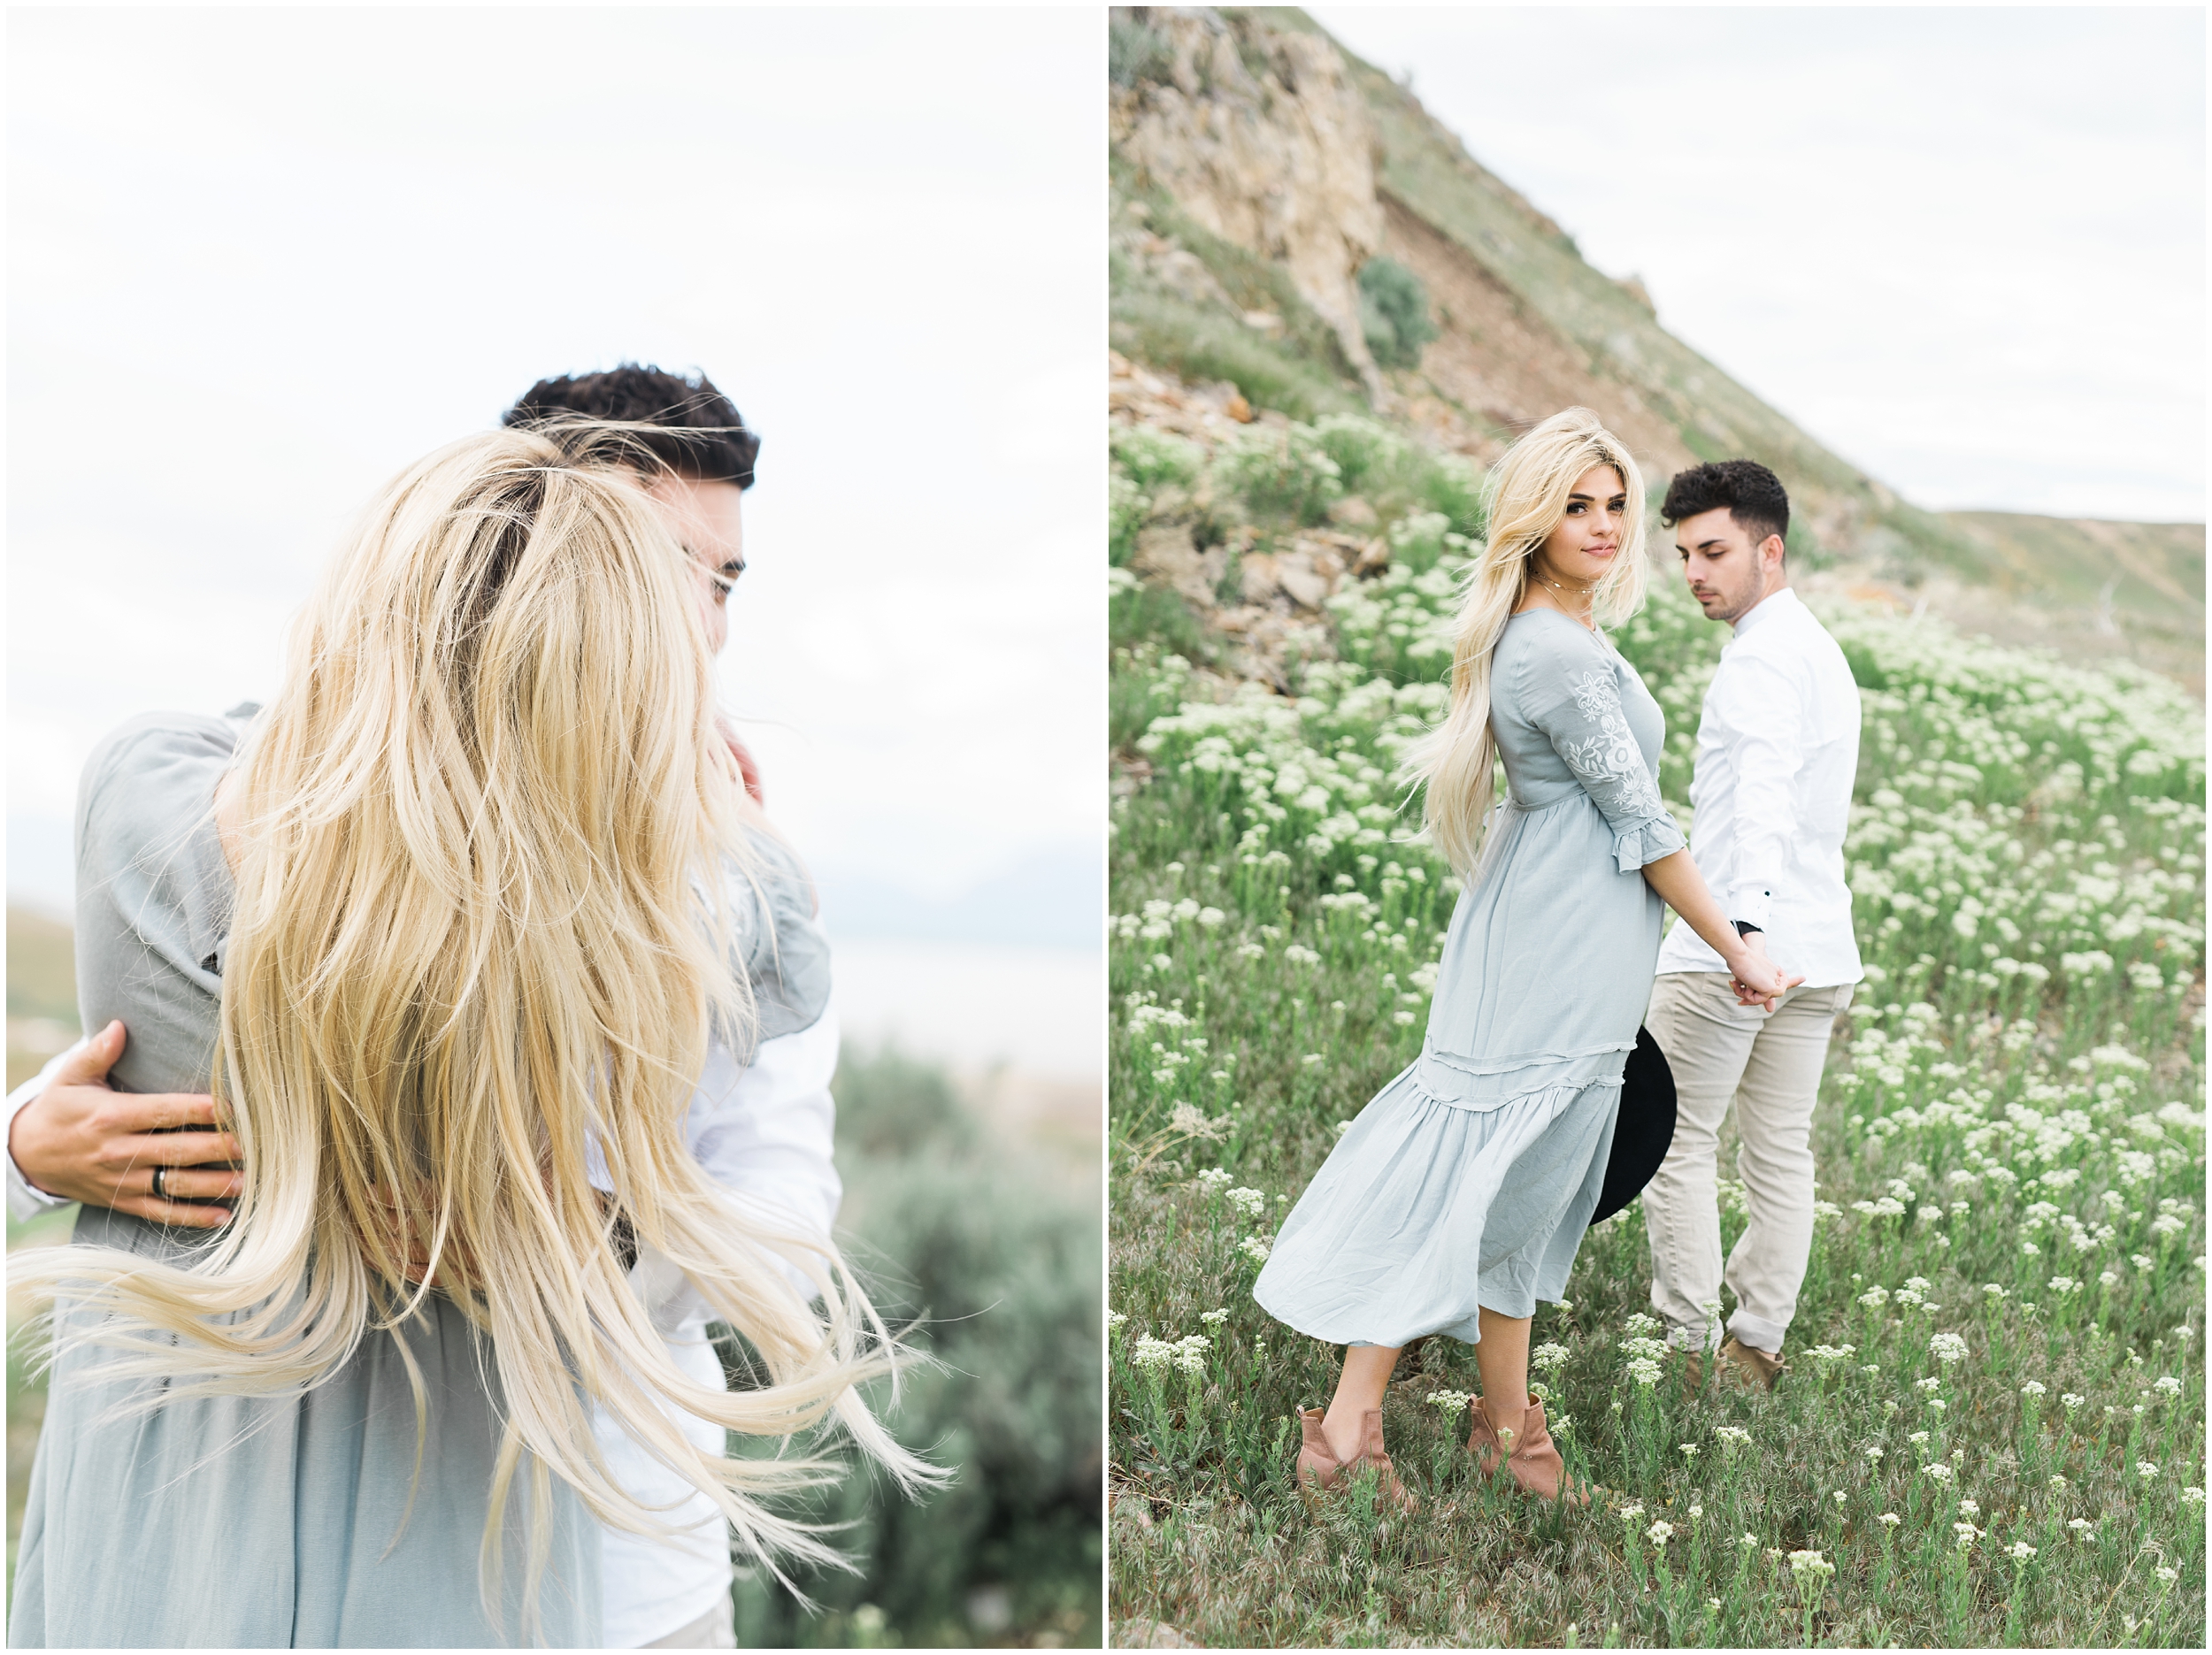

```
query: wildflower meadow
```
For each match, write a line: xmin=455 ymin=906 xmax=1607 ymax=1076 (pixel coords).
xmin=1107 ymin=413 xmax=2206 ymax=1647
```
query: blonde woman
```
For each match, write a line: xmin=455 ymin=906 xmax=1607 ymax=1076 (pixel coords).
xmin=1254 ymin=408 xmax=1796 ymax=1509
xmin=10 ymin=423 xmax=935 ymax=1647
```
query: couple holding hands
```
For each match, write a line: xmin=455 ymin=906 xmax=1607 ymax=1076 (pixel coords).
xmin=1253 ymin=409 xmax=1863 ymax=1508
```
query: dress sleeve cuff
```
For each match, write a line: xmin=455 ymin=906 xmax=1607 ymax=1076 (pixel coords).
xmin=1613 ymin=811 xmax=1688 ymax=874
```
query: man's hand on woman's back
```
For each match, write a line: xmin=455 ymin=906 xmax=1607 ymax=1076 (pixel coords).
xmin=9 ymin=1020 xmax=241 ymax=1227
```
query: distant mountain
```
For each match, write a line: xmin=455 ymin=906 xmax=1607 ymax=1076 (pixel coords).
xmin=1109 ymin=5 xmax=2202 ymax=688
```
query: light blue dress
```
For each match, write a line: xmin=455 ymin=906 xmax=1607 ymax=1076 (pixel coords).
xmin=11 ymin=709 xmax=833 ymax=1649
xmin=1254 ymin=609 xmax=1686 ymax=1348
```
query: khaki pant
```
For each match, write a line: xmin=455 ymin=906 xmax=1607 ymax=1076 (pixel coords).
xmin=1640 ymin=973 xmax=1854 ymax=1355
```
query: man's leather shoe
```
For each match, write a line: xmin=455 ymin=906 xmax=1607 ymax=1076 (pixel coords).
xmin=1717 ymin=1336 xmax=1786 ymax=1390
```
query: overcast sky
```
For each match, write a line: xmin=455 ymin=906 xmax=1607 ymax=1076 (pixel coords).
xmin=8 ymin=10 xmax=1102 ymax=960
xmin=1311 ymin=5 xmax=2204 ymax=524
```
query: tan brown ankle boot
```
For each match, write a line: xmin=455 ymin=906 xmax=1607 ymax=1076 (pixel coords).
xmin=1466 ymin=1396 xmax=1588 ymax=1506
xmin=1718 ymin=1336 xmax=1786 ymax=1391
xmin=1294 ymin=1406 xmax=1337 ymax=1505
xmin=1294 ymin=1406 xmax=1416 ymax=1513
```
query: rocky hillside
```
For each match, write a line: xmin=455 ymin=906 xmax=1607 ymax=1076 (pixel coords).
xmin=1109 ymin=5 xmax=2203 ymax=691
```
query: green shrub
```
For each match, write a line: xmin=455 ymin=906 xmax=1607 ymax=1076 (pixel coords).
xmin=831 ymin=1046 xmax=974 ymax=1161
xmin=1303 ymin=413 xmax=1484 ymax=540
xmin=1415 ymin=450 xmax=1486 ymax=538
xmin=1110 ymin=572 xmax=1210 ymax=664
xmin=1384 ymin=510 xmax=1473 ymax=578
xmin=727 ymin=1046 xmax=1100 ymax=1648
xmin=1308 ymin=413 xmax=1406 ymax=498
xmin=1112 ymin=426 xmax=1204 ymax=494
xmin=1356 ymin=257 xmax=1438 ymax=371
xmin=1211 ymin=423 xmax=1342 ymax=526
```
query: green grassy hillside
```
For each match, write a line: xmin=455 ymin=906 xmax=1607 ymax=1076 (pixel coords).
xmin=1104 ymin=398 xmax=2208 ymax=1649
xmin=1110 ymin=5 xmax=2203 ymax=686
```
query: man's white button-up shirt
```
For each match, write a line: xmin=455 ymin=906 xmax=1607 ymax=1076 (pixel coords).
xmin=1655 ymin=586 xmax=1864 ymax=987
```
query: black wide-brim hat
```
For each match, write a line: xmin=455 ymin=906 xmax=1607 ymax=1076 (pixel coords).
xmin=1591 ymin=1025 xmax=1677 ymax=1227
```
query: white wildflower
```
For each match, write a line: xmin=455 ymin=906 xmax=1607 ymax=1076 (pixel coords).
xmin=1131 ymin=1337 xmax=1175 ymax=1372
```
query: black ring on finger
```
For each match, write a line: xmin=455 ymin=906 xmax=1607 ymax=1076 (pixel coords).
xmin=151 ymin=1166 xmax=169 ymax=1201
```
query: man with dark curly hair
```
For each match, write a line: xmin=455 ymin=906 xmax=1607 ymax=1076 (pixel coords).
xmin=7 ymin=362 xmax=817 ymax=1649
xmin=1641 ymin=458 xmax=1863 ymax=1391
xmin=503 ymin=364 xmax=768 ymax=803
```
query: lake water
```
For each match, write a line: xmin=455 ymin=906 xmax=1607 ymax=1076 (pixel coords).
xmin=826 ymin=935 xmax=1102 ymax=1082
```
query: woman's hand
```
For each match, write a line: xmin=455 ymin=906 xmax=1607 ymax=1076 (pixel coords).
xmin=1640 ymin=852 xmax=1804 ymax=1011
xmin=1725 ymin=933 xmax=1803 ymax=1011
xmin=8 ymin=1021 xmax=242 ymax=1227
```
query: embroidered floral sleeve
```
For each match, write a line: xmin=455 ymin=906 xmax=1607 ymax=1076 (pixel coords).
xmin=1533 ymin=654 xmax=1686 ymax=872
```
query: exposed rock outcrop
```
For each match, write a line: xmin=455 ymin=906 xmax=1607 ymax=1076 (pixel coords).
xmin=1112 ymin=9 xmax=1386 ymax=399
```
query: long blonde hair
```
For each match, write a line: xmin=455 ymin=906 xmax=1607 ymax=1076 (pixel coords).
xmin=1406 ymin=408 xmax=1648 ymax=875
xmin=19 ymin=423 xmax=938 ymax=1620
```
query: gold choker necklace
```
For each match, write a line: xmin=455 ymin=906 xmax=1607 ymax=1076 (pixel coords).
xmin=1533 ymin=571 xmax=1596 ymax=617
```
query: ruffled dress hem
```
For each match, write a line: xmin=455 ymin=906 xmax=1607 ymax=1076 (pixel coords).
xmin=1416 ymin=1042 xmax=1634 ymax=1111
xmin=1252 ymin=1059 xmax=1623 ymax=1350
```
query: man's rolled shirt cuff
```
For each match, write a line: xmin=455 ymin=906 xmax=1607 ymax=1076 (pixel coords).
xmin=1726 ymin=884 xmax=1774 ymax=931
xmin=7 ymin=1046 xmax=79 ymax=1222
